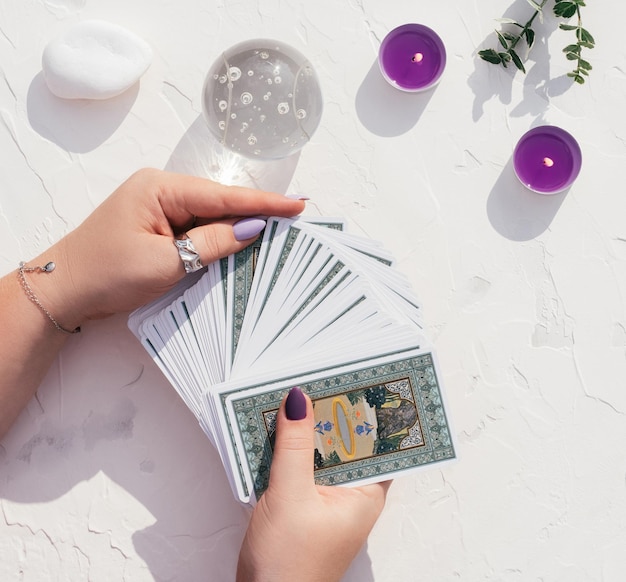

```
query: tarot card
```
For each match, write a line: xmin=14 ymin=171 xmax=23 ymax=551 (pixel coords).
xmin=128 ymin=215 xmax=453 ymax=506
xmin=127 ymin=268 xmax=206 ymax=338
xmin=231 ymin=222 xmax=425 ymax=380
xmin=212 ymin=348 xmax=455 ymax=504
xmin=225 ymin=217 xmax=347 ymax=375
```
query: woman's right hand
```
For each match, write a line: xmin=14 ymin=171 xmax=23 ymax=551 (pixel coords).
xmin=237 ymin=387 xmax=391 ymax=582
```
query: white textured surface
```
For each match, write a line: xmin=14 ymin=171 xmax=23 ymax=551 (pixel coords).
xmin=1 ymin=1 xmax=625 ymax=580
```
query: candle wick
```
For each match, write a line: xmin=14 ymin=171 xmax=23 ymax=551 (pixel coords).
xmin=412 ymin=52 xmax=424 ymax=63
xmin=543 ymin=157 xmax=554 ymax=168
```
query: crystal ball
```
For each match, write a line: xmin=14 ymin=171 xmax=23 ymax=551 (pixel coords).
xmin=202 ymin=39 xmax=323 ymax=160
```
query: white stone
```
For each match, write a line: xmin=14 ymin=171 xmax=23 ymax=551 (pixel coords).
xmin=42 ymin=20 xmax=152 ymax=100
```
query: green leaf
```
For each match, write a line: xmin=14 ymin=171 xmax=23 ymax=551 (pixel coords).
xmin=496 ymin=31 xmax=508 ymax=49
xmin=478 ymin=49 xmax=502 ymax=65
xmin=498 ymin=52 xmax=511 ymax=68
xmin=580 ymin=28 xmax=595 ymax=46
xmin=567 ymin=72 xmax=585 ymax=84
xmin=503 ymin=32 xmax=518 ymax=41
xmin=524 ymin=28 xmax=535 ymax=49
xmin=578 ymin=59 xmax=592 ymax=71
xmin=559 ymin=23 xmax=578 ymax=31
xmin=509 ymin=49 xmax=526 ymax=73
xmin=565 ymin=51 xmax=579 ymax=61
xmin=554 ymin=1 xmax=578 ymax=18
xmin=496 ymin=18 xmax=522 ymax=26
xmin=563 ymin=43 xmax=581 ymax=54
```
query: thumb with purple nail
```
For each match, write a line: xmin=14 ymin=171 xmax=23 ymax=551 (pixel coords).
xmin=237 ymin=387 xmax=392 ymax=582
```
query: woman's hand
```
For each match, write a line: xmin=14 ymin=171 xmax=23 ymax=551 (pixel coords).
xmin=237 ymin=388 xmax=391 ymax=582
xmin=0 ymin=169 xmax=305 ymax=439
xmin=31 ymin=168 xmax=306 ymax=331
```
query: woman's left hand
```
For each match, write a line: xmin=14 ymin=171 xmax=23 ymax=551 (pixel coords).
xmin=33 ymin=168 xmax=306 ymax=330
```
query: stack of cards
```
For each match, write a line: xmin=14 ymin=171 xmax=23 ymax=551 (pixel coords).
xmin=128 ymin=217 xmax=455 ymax=505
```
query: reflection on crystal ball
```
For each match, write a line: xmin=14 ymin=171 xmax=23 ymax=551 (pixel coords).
xmin=202 ymin=39 xmax=323 ymax=160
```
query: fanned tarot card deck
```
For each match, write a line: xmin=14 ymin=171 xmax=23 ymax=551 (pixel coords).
xmin=128 ymin=217 xmax=455 ymax=505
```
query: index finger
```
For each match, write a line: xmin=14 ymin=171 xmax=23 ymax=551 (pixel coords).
xmin=152 ymin=170 xmax=306 ymax=228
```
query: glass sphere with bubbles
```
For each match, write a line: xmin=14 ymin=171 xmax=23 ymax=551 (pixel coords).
xmin=202 ymin=39 xmax=323 ymax=160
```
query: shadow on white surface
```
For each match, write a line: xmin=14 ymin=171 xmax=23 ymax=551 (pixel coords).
xmin=26 ymin=72 xmax=139 ymax=153
xmin=487 ymin=157 xmax=568 ymax=241
xmin=165 ymin=115 xmax=300 ymax=193
xmin=0 ymin=312 xmax=381 ymax=581
xmin=343 ymin=543 xmax=376 ymax=582
xmin=355 ymin=61 xmax=434 ymax=137
xmin=0 ymin=315 xmax=249 ymax=580
xmin=468 ymin=0 xmax=563 ymax=122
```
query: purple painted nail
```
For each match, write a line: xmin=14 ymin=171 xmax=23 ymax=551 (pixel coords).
xmin=286 ymin=194 xmax=310 ymax=200
xmin=233 ymin=217 xmax=266 ymax=241
xmin=285 ymin=387 xmax=307 ymax=420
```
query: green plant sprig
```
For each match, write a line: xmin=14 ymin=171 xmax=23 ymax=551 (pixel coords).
xmin=556 ymin=1 xmax=595 ymax=83
xmin=478 ymin=0 xmax=548 ymax=74
xmin=479 ymin=0 xmax=595 ymax=84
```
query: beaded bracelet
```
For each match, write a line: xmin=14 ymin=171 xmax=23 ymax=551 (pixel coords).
xmin=18 ymin=261 xmax=81 ymax=334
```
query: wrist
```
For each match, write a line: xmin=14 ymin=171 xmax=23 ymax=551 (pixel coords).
xmin=17 ymin=261 xmax=81 ymax=334
xmin=22 ymin=239 xmax=86 ymax=333
xmin=0 ymin=271 xmax=70 ymax=439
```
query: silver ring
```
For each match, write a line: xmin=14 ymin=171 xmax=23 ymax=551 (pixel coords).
xmin=174 ymin=233 xmax=203 ymax=273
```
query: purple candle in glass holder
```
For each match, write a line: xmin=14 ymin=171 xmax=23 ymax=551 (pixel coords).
xmin=378 ymin=24 xmax=446 ymax=92
xmin=513 ymin=126 xmax=582 ymax=194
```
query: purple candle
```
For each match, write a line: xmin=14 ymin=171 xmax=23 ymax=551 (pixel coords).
xmin=513 ymin=126 xmax=582 ymax=194
xmin=379 ymin=24 xmax=446 ymax=92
